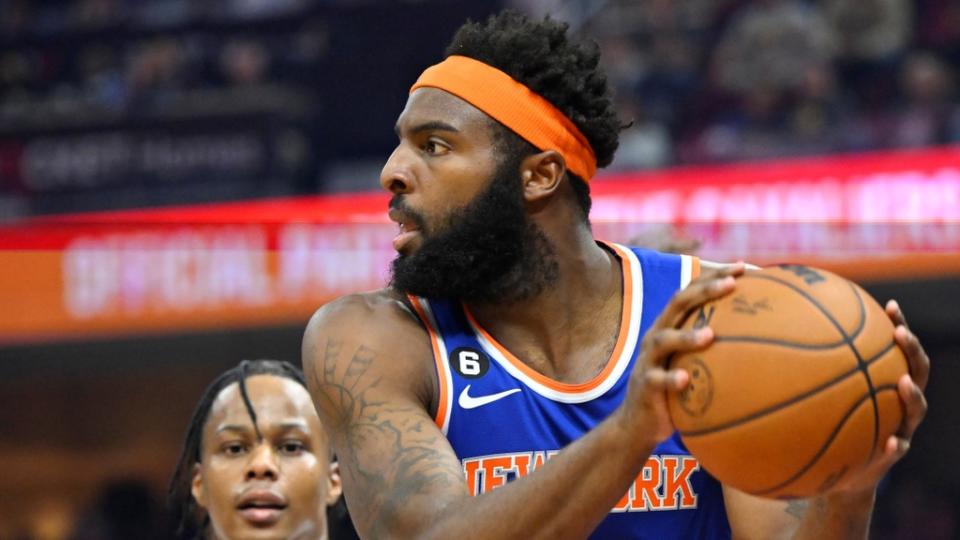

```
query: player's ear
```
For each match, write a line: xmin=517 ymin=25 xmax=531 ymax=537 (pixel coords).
xmin=520 ymin=150 xmax=565 ymax=203
xmin=191 ymin=463 xmax=208 ymax=509
xmin=325 ymin=460 xmax=343 ymax=506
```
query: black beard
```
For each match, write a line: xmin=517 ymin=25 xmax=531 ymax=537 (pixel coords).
xmin=389 ymin=160 xmax=559 ymax=304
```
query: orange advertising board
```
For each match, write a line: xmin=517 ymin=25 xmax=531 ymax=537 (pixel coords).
xmin=2 ymin=147 xmax=959 ymax=343
xmin=0 ymin=221 xmax=396 ymax=343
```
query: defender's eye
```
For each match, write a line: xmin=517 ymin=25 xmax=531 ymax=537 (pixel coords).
xmin=279 ymin=440 xmax=305 ymax=455
xmin=223 ymin=442 xmax=248 ymax=456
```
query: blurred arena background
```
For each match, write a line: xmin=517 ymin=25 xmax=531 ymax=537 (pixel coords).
xmin=1 ymin=0 xmax=958 ymax=538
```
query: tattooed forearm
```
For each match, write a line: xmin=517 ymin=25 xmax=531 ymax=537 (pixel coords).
xmin=307 ymin=338 xmax=465 ymax=536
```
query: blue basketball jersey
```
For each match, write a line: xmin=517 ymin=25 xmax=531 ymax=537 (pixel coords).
xmin=408 ymin=243 xmax=730 ymax=539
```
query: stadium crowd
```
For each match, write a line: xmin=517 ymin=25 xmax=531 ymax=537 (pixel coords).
xmin=0 ymin=0 xmax=326 ymax=127
xmin=563 ymin=0 xmax=960 ymax=169
xmin=2 ymin=0 xmax=960 ymax=172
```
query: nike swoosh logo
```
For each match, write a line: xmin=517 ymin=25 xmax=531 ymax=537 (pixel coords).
xmin=458 ymin=385 xmax=521 ymax=409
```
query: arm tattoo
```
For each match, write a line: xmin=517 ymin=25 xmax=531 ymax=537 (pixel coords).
xmin=309 ymin=338 xmax=465 ymax=537
xmin=785 ymin=499 xmax=809 ymax=520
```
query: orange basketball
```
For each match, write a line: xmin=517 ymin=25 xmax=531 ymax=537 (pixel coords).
xmin=667 ymin=264 xmax=907 ymax=499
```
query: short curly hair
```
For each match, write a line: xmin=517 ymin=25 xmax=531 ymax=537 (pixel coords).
xmin=444 ymin=10 xmax=621 ymax=220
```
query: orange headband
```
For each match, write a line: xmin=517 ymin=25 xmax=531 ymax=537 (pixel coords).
xmin=410 ymin=55 xmax=597 ymax=181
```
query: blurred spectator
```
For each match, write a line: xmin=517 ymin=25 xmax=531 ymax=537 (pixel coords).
xmin=126 ymin=38 xmax=186 ymax=110
xmin=609 ymin=99 xmax=672 ymax=170
xmin=573 ymin=0 xmax=960 ymax=165
xmin=824 ymin=0 xmax=912 ymax=62
xmin=220 ymin=39 xmax=271 ymax=86
xmin=888 ymin=52 xmax=955 ymax=148
xmin=712 ymin=0 xmax=836 ymax=95
xmin=916 ymin=0 xmax=960 ymax=63
xmin=685 ymin=84 xmax=796 ymax=162
xmin=675 ymin=0 xmax=844 ymax=161
xmin=636 ymin=31 xmax=701 ymax=130
xmin=824 ymin=0 xmax=912 ymax=110
xmin=68 ymin=479 xmax=162 ymax=540
xmin=1 ymin=0 xmax=960 ymax=200
xmin=217 ymin=0 xmax=311 ymax=20
xmin=589 ymin=0 xmax=723 ymax=133
xmin=789 ymin=65 xmax=845 ymax=153
xmin=133 ymin=0 xmax=193 ymax=28
xmin=0 ymin=3 xmax=330 ymax=125
xmin=71 ymin=0 xmax=125 ymax=30
xmin=0 ymin=0 xmax=32 ymax=38
xmin=79 ymin=45 xmax=126 ymax=109
xmin=598 ymin=35 xmax=646 ymax=100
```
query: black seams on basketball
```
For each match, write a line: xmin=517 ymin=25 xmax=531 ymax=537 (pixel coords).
xmin=667 ymin=265 xmax=907 ymax=499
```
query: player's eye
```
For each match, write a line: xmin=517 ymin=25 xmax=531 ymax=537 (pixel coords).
xmin=278 ymin=440 xmax=306 ymax=455
xmin=222 ymin=442 xmax=248 ymax=456
xmin=423 ymin=139 xmax=450 ymax=156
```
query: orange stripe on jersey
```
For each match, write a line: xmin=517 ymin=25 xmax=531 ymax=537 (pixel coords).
xmin=462 ymin=243 xmax=635 ymax=394
xmin=407 ymin=294 xmax=450 ymax=431
xmin=691 ymin=256 xmax=701 ymax=281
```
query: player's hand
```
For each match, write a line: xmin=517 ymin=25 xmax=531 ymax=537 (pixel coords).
xmin=826 ymin=300 xmax=929 ymax=496
xmin=618 ymin=262 xmax=746 ymax=448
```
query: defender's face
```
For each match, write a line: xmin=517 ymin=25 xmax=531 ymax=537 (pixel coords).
xmin=191 ymin=375 xmax=341 ymax=540
xmin=381 ymin=87 xmax=501 ymax=255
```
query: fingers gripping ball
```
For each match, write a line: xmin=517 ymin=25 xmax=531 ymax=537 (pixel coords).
xmin=667 ymin=265 xmax=908 ymax=499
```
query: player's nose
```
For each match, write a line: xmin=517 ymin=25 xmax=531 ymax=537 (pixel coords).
xmin=244 ymin=443 xmax=279 ymax=481
xmin=380 ymin=145 xmax=415 ymax=194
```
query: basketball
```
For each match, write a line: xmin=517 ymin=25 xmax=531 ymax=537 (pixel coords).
xmin=667 ymin=264 xmax=908 ymax=499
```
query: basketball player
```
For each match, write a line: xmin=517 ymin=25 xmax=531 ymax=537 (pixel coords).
xmin=168 ymin=360 xmax=344 ymax=539
xmin=302 ymin=12 xmax=929 ymax=539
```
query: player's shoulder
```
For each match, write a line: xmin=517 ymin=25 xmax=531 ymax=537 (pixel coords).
xmin=306 ymin=288 xmax=422 ymax=336
xmin=303 ymin=288 xmax=433 ymax=369
xmin=302 ymin=289 xmax=438 ymax=423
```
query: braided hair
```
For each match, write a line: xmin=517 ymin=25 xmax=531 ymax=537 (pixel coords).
xmin=444 ymin=10 xmax=623 ymax=220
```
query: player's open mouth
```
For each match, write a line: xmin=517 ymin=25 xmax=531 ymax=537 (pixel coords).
xmin=393 ymin=223 xmax=421 ymax=252
xmin=388 ymin=208 xmax=422 ymax=253
xmin=236 ymin=491 xmax=288 ymax=526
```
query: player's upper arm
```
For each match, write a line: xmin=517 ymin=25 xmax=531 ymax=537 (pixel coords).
xmin=724 ymin=484 xmax=804 ymax=540
xmin=302 ymin=292 xmax=469 ymax=539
